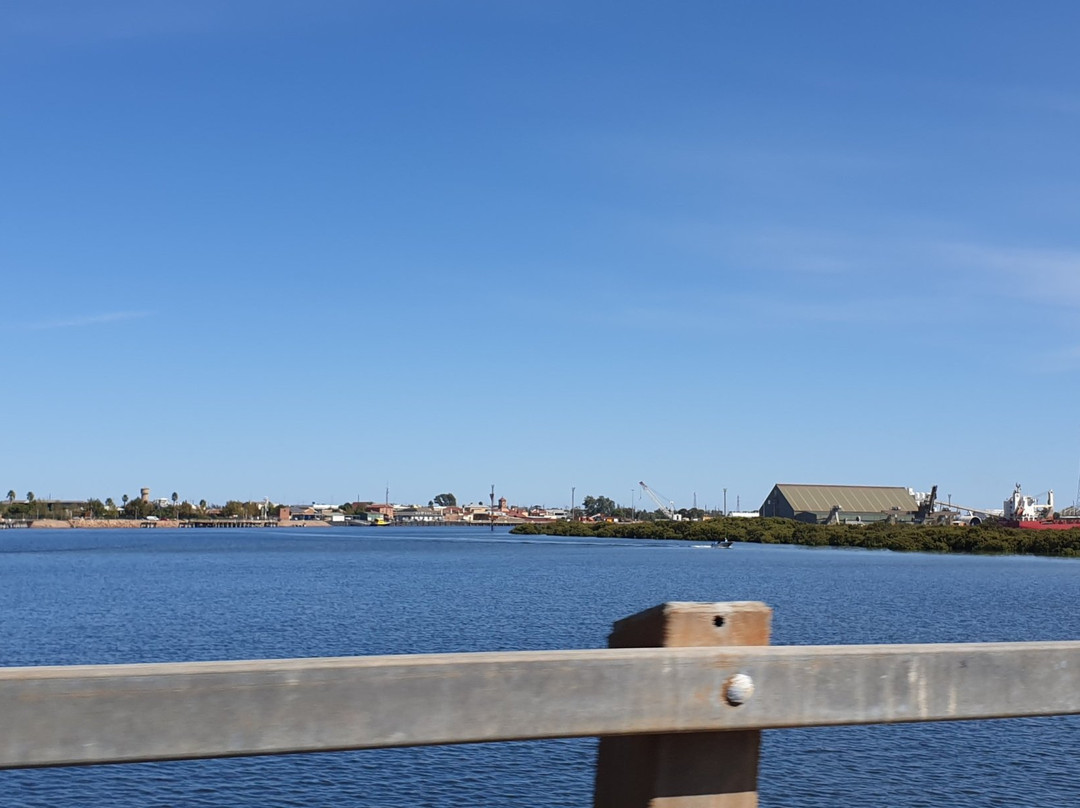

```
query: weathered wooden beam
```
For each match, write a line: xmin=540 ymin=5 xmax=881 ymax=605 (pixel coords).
xmin=594 ymin=601 xmax=772 ymax=808
xmin=2 ymin=640 xmax=1079 ymax=769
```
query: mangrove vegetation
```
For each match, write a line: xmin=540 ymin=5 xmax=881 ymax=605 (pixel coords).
xmin=510 ymin=517 xmax=1080 ymax=558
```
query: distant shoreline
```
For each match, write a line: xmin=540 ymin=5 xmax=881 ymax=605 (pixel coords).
xmin=1 ymin=519 xmax=526 ymax=530
xmin=2 ymin=519 xmax=316 ymax=530
xmin=509 ymin=518 xmax=1080 ymax=558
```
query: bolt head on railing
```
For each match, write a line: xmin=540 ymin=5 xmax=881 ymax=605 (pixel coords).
xmin=725 ymin=673 xmax=754 ymax=706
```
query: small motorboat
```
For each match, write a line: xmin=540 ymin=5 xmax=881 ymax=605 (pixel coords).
xmin=712 ymin=539 xmax=734 ymax=549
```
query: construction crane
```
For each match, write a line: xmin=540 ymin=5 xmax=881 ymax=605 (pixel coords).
xmin=638 ymin=481 xmax=682 ymax=521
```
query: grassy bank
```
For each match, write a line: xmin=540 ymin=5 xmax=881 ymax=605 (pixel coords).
xmin=510 ymin=517 xmax=1080 ymax=558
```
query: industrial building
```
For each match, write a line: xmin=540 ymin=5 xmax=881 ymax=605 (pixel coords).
xmin=759 ymin=484 xmax=919 ymax=524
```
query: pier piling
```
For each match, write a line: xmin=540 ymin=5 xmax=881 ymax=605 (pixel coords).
xmin=594 ymin=602 xmax=772 ymax=808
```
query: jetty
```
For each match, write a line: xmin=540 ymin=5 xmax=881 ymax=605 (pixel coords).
xmin=179 ymin=519 xmax=281 ymax=528
xmin=1 ymin=601 xmax=1077 ymax=805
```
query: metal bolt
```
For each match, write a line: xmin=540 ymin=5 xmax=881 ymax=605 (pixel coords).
xmin=725 ymin=673 xmax=754 ymax=706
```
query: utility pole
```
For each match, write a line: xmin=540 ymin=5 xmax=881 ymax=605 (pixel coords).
xmin=723 ymin=488 xmax=727 ymax=516
xmin=490 ymin=484 xmax=495 ymax=533
xmin=630 ymin=488 xmax=635 ymax=521
xmin=571 ymin=486 xmax=575 ymax=522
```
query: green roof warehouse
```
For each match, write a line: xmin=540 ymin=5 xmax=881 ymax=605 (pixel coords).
xmin=759 ymin=484 xmax=919 ymax=525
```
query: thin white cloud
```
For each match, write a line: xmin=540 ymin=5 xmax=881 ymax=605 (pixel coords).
xmin=568 ymin=292 xmax=938 ymax=336
xmin=936 ymin=243 xmax=1080 ymax=308
xmin=653 ymin=221 xmax=882 ymax=277
xmin=563 ymin=130 xmax=898 ymax=194
xmin=1039 ymin=344 xmax=1080 ymax=373
xmin=22 ymin=311 xmax=152 ymax=331
xmin=643 ymin=214 xmax=1080 ymax=313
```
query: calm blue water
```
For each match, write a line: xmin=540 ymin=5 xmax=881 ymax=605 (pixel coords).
xmin=1 ymin=526 xmax=1077 ymax=807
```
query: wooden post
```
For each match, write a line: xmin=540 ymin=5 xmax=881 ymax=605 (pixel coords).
xmin=593 ymin=601 xmax=773 ymax=808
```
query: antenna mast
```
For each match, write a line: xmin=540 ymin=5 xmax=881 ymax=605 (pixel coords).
xmin=1074 ymin=456 xmax=1080 ymax=509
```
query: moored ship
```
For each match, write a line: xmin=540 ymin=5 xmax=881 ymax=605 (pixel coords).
xmin=1000 ymin=484 xmax=1080 ymax=530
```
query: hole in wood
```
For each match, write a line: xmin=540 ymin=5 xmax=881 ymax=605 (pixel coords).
xmin=713 ymin=615 xmax=725 ymax=628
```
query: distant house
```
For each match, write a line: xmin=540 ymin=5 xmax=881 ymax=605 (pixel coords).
xmin=759 ymin=484 xmax=919 ymax=525
xmin=395 ymin=507 xmax=441 ymax=524
xmin=462 ymin=504 xmax=493 ymax=522
xmin=441 ymin=506 xmax=465 ymax=522
xmin=290 ymin=506 xmax=316 ymax=520
xmin=536 ymin=508 xmax=567 ymax=520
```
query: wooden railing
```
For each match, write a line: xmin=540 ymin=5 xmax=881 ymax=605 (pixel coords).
xmin=2 ymin=602 xmax=1078 ymax=807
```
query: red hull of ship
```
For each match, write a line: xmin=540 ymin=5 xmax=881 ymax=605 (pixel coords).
xmin=1002 ymin=520 xmax=1080 ymax=531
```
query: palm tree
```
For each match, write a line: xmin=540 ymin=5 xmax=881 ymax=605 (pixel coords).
xmin=26 ymin=491 xmax=34 ymax=503
xmin=105 ymin=498 xmax=115 ymax=510
xmin=6 ymin=490 xmax=14 ymax=504
xmin=199 ymin=499 xmax=207 ymax=512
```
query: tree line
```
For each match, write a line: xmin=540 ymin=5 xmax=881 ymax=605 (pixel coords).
xmin=573 ymin=493 xmax=706 ymax=522
xmin=1 ymin=491 xmax=273 ymax=521
xmin=511 ymin=517 xmax=1080 ymax=558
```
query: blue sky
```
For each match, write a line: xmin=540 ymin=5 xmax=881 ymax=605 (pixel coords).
xmin=3 ymin=1 xmax=1080 ymax=510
